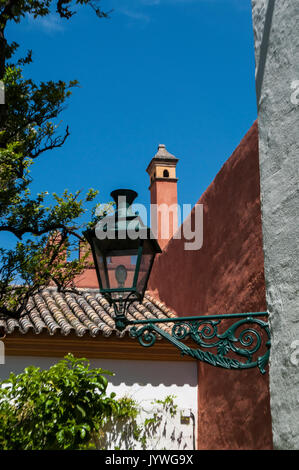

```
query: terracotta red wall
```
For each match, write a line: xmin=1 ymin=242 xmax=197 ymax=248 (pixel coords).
xmin=148 ymin=121 xmax=273 ymax=449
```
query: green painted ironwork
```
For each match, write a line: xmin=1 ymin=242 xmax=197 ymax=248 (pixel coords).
xmin=120 ymin=312 xmax=271 ymax=374
xmin=83 ymin=189 xmax=271 ymax=374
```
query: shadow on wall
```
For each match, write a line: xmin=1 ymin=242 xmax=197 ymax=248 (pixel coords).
xmin=0 ymin=356 xmax=198 ymax=388
xmin=96 ymin=404 xmax=195 ymax=451
xmin=89 ymin=358 xmax=198 ymax=387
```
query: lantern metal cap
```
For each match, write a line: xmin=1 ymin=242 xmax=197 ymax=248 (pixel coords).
xmin=111 ymin=189 xmax=138 ymax=207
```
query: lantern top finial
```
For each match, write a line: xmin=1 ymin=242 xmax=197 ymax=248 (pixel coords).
xmin=110 ymin=189 xmax=138 ymax=208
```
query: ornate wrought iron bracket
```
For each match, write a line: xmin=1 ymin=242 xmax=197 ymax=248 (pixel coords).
xmin=121 ymin=312 xmax=270 ymax=374
xmin=84 ymin=190 xmax=271 ymax=374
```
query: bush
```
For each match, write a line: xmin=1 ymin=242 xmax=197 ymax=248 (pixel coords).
xmin=0 ymin=354 xmax=118 ymax=450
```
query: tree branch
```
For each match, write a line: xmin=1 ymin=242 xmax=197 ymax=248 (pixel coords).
xmin=0 ymin=224 xmax=84 ymax=241
xmin=29 ymin=125 xmax=70 ymax=159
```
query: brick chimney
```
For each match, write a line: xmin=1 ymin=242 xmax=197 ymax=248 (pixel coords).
xmin=146 ymin=144 xmax=179 ymax=250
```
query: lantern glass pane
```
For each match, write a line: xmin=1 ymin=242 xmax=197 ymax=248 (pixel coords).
xmin=105 ymin=249 xmax=139 ymax=291
xmin=93 ymin=240 xmax=108 ymax=289
xmin=135 ymin=240 xmax=155 ymax=295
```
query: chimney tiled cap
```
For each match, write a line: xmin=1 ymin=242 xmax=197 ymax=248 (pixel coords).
xmin=146 ymin=144 xmax=179 ymax=174
xmin=154 ymin=144 xmax=177 ymax=160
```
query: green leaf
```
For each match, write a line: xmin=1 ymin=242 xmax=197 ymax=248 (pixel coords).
xmin=76 ymin=404 xmax=86 ymax=418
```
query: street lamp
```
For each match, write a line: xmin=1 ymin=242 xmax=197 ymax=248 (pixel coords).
xmin=84 ymin=189 xmax=271 ymax=374
xmin=84 ymin=189 xmax=161 ymax=331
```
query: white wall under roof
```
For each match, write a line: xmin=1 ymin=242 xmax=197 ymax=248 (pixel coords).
xmin=0 ymin=355 xmax=198 ymax=450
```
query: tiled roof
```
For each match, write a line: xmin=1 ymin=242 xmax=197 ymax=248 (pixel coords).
xmin=0 ymin=289 xmax=176 ymax=339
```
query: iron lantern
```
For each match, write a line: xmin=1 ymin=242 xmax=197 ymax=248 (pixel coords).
xmin=83 ymin=189 xmax=161 ymax=330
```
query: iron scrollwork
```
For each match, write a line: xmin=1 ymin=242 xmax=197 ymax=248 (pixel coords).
xmin=128 ymin=313 xmax=271 ymax=374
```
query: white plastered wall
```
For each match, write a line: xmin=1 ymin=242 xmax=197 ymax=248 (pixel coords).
xmin=0 ymin=355 xmax=198 ymax=450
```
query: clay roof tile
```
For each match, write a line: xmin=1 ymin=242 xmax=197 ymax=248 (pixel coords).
xmin=2 ymin=289 xmax=177 ymax=339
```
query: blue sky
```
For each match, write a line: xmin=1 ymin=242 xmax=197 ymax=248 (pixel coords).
xmin=7 ymin=0 xmax=257 ymax=228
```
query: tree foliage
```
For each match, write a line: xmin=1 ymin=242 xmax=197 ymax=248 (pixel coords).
xmin=0 ymin=1 xmax=111 ymax=318
xmin=0 ymin=354 xmax=118 ymax=449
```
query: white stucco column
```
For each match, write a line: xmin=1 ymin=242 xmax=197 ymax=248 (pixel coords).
xmin=251 ymin=0 xmax=299 ymax=449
